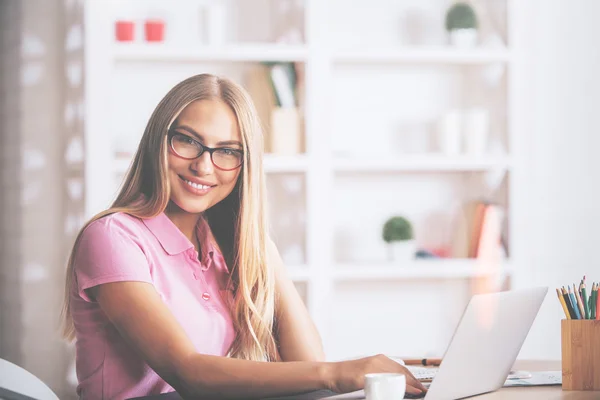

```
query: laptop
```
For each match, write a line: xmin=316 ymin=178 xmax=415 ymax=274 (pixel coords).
xmin=408 ymin=286 xmax=548 ymax=400
xmin=130 ymin=287 xmax=549 ymax=400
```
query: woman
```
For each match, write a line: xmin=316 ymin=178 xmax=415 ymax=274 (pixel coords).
xmin=61 ymin=74 xmax=426 ymax=399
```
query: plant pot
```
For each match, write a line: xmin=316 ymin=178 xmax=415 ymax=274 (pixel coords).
xmin=449 ymin=28 xmax=478 ymax=48
xmin=388 ymin=240 xmax=416 ymax=263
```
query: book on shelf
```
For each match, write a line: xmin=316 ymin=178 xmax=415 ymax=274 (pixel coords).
xmin=244 ymin=62 xmax=304 ymax=155
xmin=243 ymin=64 xmax=277 ymax=151
xmin=451 ymin=200 xmax=507 ymax=260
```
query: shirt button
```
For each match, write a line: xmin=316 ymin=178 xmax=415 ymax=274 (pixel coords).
xmin=202 ymin=292 xmax=211 ymax=301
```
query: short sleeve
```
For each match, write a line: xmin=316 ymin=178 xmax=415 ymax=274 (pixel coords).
xmin=74 ymin=217 xmax=153 ymax=302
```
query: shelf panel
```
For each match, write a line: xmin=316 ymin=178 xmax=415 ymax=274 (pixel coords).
xmin=334 ymin=259 xmax=512 ymax=281
xmin=115 ymin=155 xmax=509 ymax=174
xmin=333 ymin=155 xmax=512 ymax=172
xmin=333 ymin=47 xmax=512 ymax=64
xmin=113 ymin=43 xmax=308 ymax=63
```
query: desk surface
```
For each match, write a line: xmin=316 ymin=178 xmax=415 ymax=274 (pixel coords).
xmin=471 ymin=360 xmax=597 ymax=400
xmin=129 ymin=360 xmax=599 ymax=400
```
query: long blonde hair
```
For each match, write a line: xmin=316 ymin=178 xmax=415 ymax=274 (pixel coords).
xmin=60 ymin=74 xmax=277 ymax=361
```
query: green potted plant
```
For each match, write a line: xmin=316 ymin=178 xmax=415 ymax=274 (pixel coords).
xmin=445 ymin=2 xmax=478 ymax=48
xmin=382 ymin=215 xmax=416 ymax=262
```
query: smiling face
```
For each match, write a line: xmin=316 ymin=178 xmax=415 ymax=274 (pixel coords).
xmin=167 ymin=99 xmax=243 ymax=215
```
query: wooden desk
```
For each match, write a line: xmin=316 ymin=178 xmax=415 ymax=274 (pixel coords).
xmin=129 ymin=360 xmax=599 ymax=400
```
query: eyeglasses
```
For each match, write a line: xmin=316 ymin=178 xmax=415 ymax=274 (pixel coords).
xmin=168 ymin=131 xmax=243 ymax=171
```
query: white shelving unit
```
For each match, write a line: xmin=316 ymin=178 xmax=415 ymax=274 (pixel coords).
xmin=334 ymin=259 xmax=513 ymax=281
xmin=85 ymin=0 xmax=523 ymax=361
xmin=114 ymin=154 xmax=310 ymax=175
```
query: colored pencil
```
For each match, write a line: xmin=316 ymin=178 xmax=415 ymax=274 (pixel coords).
xmin=596 ymin=283 xmax=600 ymax=321
xmin=562 ymin=287 xmax=576 ymax=320
xmin=592 ymin=283 xmax=597 ymax=320
xmin=557 ymin=288 xmax=571 ymax=319
xmin=581 ymin=283 xmax=589 ymax=319
xmin=568 ymin=287 xmax=581 ymax=319
xmin=574 ymin=283 xmax=585 ymax=319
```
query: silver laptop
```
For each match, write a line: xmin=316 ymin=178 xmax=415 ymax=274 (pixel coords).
xmin=418 ymin=286 xmax=548 ymax=400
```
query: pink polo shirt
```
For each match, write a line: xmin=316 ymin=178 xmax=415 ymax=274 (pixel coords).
xmin=70 ymin=212 xmax=236 ymax=399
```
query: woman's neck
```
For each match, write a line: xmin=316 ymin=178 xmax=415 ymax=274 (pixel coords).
xmin=164 ymin=202 xmax=202 ymax=245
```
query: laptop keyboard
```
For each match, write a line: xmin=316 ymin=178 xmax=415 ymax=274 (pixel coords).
xmin=407 ymin=366 xmax=438 ymax=382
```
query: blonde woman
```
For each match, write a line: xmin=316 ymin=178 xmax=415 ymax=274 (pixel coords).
xmin=61 ymin=74 xmax=426 ymax=399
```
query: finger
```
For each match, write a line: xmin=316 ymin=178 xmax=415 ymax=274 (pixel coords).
xmin=405 ymin=383 xmax=426 ymax=395
xmin=401 ymin=368 xmax=427 ymax=391
xmin=405 ymin=374 xmax=427 ymax=392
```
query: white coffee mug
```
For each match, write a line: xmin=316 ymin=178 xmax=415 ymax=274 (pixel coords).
xmin=364 ymin=373 xmax=406 ymax=400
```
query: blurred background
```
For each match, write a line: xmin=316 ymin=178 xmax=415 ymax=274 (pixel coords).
xmin=1 ymin=0 xmax=600 ymax=397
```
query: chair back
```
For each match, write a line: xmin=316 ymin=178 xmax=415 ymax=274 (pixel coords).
xmin=0 ymin=359 xmax=59 ymax=400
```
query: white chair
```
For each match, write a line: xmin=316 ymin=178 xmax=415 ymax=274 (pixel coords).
xmin=0 ymin=358 xmax=59 ymax=400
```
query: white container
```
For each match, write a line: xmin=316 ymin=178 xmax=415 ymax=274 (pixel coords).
xmin=463 ymin=107 xmax=490 ymax=156
xmin=204 ymin=3 xmax=227 ymax=46
xmin=388 ymin=240 xmax=416 ymax=263
xmin=270 ymin=107 xmax=302 ymax=155
xmin=449 ymin=28 xmax=478 ymax=48
xmin=437 ymin=110 xmax=462 ymax=155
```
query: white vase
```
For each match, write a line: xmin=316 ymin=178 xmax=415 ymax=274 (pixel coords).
xmin=204 ymin=3 xmax=227 ymax=46
xmin=463 ymin=107 xmax=490 ymax=156
xmin=449 ymin=28 xmax=478 ymax=48
xmin=437 ymin=110 xmax=462 ymax=155
xmin=388 ymin=240 xmax=416 ymax=263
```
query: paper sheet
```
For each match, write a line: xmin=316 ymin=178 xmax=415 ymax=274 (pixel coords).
xmin=502 ymin=371 xmax=562 ymax=387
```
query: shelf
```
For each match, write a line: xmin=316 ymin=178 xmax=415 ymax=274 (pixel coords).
xmin=333 ymin=47 xmax=511 ymax=64
xmin=115 ymin=155 xmax=507 ymax=174
xmin=333 ymin=155 xmax=512 ymax=172
xmin=334 ymin=259 xmax=513 ymax=281
xmin=113 ymin=154 xmax=309 ymax=175
xmin=113 ymin=43 xmax=308 ymax=63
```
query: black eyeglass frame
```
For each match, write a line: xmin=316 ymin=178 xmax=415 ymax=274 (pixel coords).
xmin=167 ymin=130 xmax=244 ymax=171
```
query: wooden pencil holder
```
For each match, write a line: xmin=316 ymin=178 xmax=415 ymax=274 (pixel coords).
xmin=561 ymin=319 xmax=600 ymax=390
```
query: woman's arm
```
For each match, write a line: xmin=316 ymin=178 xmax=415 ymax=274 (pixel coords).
xmin=92 ymin=281 xmax=326 ymax=399
xmin=268 ymin=239 xmax=326 ymax=362
xmin=92 ymin=281 xmax=426 ymax=398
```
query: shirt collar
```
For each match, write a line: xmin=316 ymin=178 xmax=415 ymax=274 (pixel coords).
xmin=142 ymin=213 xmax=216 ymax=267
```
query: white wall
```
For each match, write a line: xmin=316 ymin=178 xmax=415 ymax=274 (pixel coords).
xmin=516 ymin=0 xmax=600 ymax=360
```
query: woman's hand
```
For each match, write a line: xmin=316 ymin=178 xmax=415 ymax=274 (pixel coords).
xmin=327 ymin=354 xmax=427 ymax=396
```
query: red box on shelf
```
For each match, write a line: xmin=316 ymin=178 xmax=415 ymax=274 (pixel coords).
xmin=144 ymin=19 xmax=165 ymax=42
xmin=115 ymin=20 xmax=135 ymax=42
